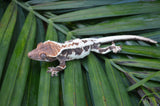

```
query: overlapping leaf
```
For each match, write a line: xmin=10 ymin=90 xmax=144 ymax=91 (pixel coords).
xmin=22 ymin=18 xmax=44 ymax=106
xmin=84 ymin=53 xmax=118 ymax=106
xmin=111 ymin=60 xmax=160 ymax=105
xmin=63 ymin=60 xmax=86 ymax=106
xmin=128 ymin=71 xmax=160 ymax=91
xmin=112 ymin=58 xmax=160 ymax=70
xmin=0 ymin=2 xmax=17 ymax=79
xmin=131 ymin=71 xmax=160 ymax=82
xmin=51 ymin=1 xmax=160 ymax=22
xmin=0 ymin=0 xmax=160 ymax=106
xmin=31 ymin=0 xmax=119 ymax=10
xmin=105 ymin=59 xmax=132 ymax=106
xmin=0 ymin=12 xmax=36 ymax=106
xmin=71 ymin=13 xmax=160 ymax=36
xmin=120 ymin=45 xmax=160 ymax=58
xmin=62 ymin=32 xmax=86 ymax=106
xmin=38 ymin=22 xmax=60 ymax=106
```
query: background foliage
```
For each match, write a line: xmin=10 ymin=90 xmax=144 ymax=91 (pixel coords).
xmin=0 ymin=0 xmax=160 ymax=106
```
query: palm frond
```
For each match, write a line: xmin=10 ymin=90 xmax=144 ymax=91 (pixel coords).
xmin=0 ymin=2 xmax=17 ymax=79
xmin=0 ymin=11 xmax=36 ymax=105
xmin=0 ymin=0 xmax=160 ymax=106
xmin=50 ymin=1 xmax=160 ymax=22
xmin=71 ymin=13 xmax=160 ymax=36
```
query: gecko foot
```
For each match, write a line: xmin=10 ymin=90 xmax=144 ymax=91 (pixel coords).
xmin=111 ymin=42 xmax=122 ymax=53
xmin=47 ymin=67 xmax=59 ymax=77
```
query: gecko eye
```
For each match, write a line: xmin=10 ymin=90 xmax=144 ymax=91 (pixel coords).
xmin=40 ymin=53 xmax=46 ymax=59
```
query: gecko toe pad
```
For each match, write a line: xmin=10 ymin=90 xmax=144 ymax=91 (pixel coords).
xmin=47 ymin=67 xmax=59 ymax=77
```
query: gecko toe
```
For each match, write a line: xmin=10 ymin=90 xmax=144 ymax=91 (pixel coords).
xmin=51 ymin=72 xmax=54 ymax=77
xmin=47 ymin=67 xmax=59 ymax=77
xmin=51 ymin=71 xmax=59 ymax=77
xmin=48 ymin=67 xmax=52 ymax=70
xmin=47 ymin=70 xmax=51 ymax=73
xmin=54 ymin=72 xmax=58 ymax=76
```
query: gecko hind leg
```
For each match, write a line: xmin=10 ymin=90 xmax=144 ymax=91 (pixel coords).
xmin=47 ymin=61 xmax=66 ymax=77
xmin=91 ymin=42 xmax=122 ymax=54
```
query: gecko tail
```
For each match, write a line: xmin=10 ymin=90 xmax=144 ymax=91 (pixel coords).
xmin=96 ymin=35 xmax=157 ymax=44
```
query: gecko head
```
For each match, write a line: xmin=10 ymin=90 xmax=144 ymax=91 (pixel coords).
xmin=28 ymin=41 xmax=61 ymax=62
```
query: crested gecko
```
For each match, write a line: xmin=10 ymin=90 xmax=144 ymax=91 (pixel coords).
xmin=28 ymin=35 xmax=157 ymax=76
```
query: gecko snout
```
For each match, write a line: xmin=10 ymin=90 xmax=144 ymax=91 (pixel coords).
xmin=28 ymin=50 xmax=36 ymax=59
xmin=28 ymin=50 xmax=41 ymax=61
xmin=28 ymin=52 xmax=32 ymax=59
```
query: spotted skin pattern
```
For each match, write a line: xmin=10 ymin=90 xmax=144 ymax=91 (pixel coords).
xmin=28 ymin=35 xmax=157 ymax=76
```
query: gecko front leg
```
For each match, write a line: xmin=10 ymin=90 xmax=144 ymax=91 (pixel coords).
xmin=47 ymin=60 xmax=66 ymax=76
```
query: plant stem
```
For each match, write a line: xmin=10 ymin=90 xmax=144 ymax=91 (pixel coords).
xmin=14 ymin=0 xmax=68 ymax=35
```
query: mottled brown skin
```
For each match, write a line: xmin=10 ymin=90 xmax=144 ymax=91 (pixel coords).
xmin=28 ymin=41 xmax=121 ymax=76
xmin=28 ymin=35 xmax=157 ymax=77
xmin=28 ymin=41 xmax=67 ymax=76
xmin=28 ymin=41 xmax=62 ymax=61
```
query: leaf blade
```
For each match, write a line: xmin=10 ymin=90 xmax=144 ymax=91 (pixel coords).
xmin=0 ymin=2 xmax=17 ymax=80
xmin=63 ymin=60 xmax=86 ymax=106
xmin=10 ymin=13 xmax=36 ymax=106
xmin=0 ymin=2 xmax=15 ymax=42
xmin=85 ymin=53 xmax=118 ymax=106
xmin=0 ymin=12 xmax=35 ymax=106
xmin=128 ymin=71 xmax=160 ymax=91
xmin=62 ymin=32 xmax=86 ymax=106
xmin=105 ymin=59 xmax=132 ymax=106
xmin=52 ymin=1 xmax=160 ymax=22
xmin=112 ymin=58 xmax=160 ymax=70
xmin=71 ymin=14 xmax=160 ymax=36
xmin=31 ymin=0 xmax=119 ymax=10
xmin=120 ymin=45 xmax=160 ymax=58
xmin=37 ymin=22 xmax=60 ymax=106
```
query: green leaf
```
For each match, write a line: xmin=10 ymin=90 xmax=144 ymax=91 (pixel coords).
xmin=22 ymin=18 xmax=44 ymax=106
xmin=128 ymin=71 xmax=160 ymax=91
xmin=105 ymin=59 xmax=132 ymax=106
xmin=0 ymin=1 xmax=7 ymax=20
xmin=120 ymin=45 xmax=160 ymax=58
xmin=140 ymin=88 xmax=158 ymax=105
xmin=141 ymin=30 xmax=160 ymax=42
xmin=112 ymin=64 xmax=160 ymax=105
xmin=49 ymin=76 xmax=60 ymax=106
xmin=71 ymin=14 xmax=160 ymax=36
xmin=6 ymin=5 xmax=26 ymax=67
xmin=63 ymin=60 xmax=86 ymax=106
xmin=38 ymin=22 xmax=60 ymax=106
xmin=9 ymin=13 xmax=36 ymax=106
xmin=62 ymin=31 xmax=86 ymax=106
xmin=0 ymin=12 xmax=36 ymax=106
xmin=36 ymin=18 xmax=45 ymax=43
xmin=22 ymin=61 xmax=40 ymax=106
xmin=0 ymin=2 xmax=15 ymax=42
xmin=0 ymin=2 xmax=17 ymax=79
xmin=1 ymin=1 xmax=160 ymax=106
xmin=112 ymin=58 xmax=160 ymax=70
xmin=86 ymin=53 xmax=118 ymax=106
xmin=52 ymin=1 xmax=160 ymax=22
xmin=38 ymin=63 xmax=51 ymax=106
xmin=131 ymin=71 xmax=160 ymax=82
xmin=81 ymin=69 xmax=93 ymax=106
xmin=31 ymin=0 xmax=119 ymax=10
